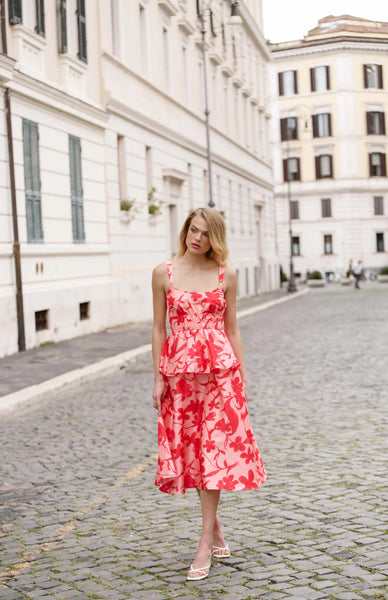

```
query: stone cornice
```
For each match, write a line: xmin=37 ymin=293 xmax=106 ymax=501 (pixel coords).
xmin=0 ymin=54 xmax=16 ymax=85
xmin=8 ymin=70 xmax=108 ymax=127
xmin=271 ymin=39 xmax=388 ymax=60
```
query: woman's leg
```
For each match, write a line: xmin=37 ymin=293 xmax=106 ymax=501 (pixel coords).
xmin=190 ymin=490 xmax=220 ymax=574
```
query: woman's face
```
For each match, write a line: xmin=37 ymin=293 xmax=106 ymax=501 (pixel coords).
xmin=185 ymin=215 xmax=211 ymax=255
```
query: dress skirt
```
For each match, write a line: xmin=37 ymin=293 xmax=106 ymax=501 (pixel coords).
xmin=155 ymin=368 xmax=267 ymax=495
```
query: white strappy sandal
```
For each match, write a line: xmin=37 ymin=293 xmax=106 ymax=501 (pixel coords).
xmin=187 ymin=559 xmax=211 ymax=581
xmin=211 ymin=544 xmax=231 ymax=558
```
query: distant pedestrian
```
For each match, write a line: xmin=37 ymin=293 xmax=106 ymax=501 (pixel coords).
xmin=279 ymin=264 xmax=283 ymax=287
xmin=151 ymin=207 xmax=267 ymax=581
xmin=353 ymin=260 xmax=363 ymax=289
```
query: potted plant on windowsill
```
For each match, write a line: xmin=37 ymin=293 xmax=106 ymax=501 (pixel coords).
xmin=307 ymin=270 xmax=326 ymax=287
xmin=147 ymin=187 xmax=164 ymax=224
xmin=378 ymin=266 xmax=388 ymax=283
xmin=120 ymin=198 xmax=138 ymax=224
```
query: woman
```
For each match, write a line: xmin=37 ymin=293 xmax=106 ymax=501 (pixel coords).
xmin=152 ymin=207 xmax=267 ymax=581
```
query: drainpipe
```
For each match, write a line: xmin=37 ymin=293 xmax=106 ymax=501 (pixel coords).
xmin=1 ymin=0 xmax=26 ymax=351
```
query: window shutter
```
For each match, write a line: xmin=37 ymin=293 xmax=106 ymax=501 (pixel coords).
xmin=328 ymin=113 xmax=332 ymax=136
xmin=35 ymin=0 xmax=45 ymax=36
xmin=283 ymin=159 xmax=288 ymax=181
xmin=278 ymin=73 xmax=284 ymax=96
xmin=310 ymin=68 xmax=315 ymax=92
xmin=378 ymin=65 xmax=383 ymax=89
xmin=366 ymin=112 xmax=372 ymax=134
xmin=59 ymin=0 xmax=68 ymax=53
xmin=8 ymin=0 xmax=22 ymax=24
xmin=293 ymin=70 xmax=298 ymax=94
xmin=76 ymin=0 xmax=87 ymax=62
xmin=326 ymin=66 xmax=330 ymax=90
xmin=368 ymin=153 xmax=373 ymax=177
xmin=280 ymin=118 xmax=286 ymax=141
xmin=69 ymin=135 xmax=85 ymax=242
xmin=363 ymin=65 xmax=368 ymax=88
xmin=22 ymin=119 xmax=44 ymax=243
xmin=312 ymin=115 xmax=318 ymax=137
xmin=315 ymin=156 xmax=320 ymax=179
xmin=296 ymin=158 xmax=300 ymax=181
xmin=381 ymin=112 xmax=386 ymax=135
xmin=329 ymin=155 xmax=333 ymax=178
xmin=382 ymin=153 xmax=387 ymax=177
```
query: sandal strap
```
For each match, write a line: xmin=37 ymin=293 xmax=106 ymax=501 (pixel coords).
xmin=212 ymin=544 xmax=229 ymax=551
xmin=188 ymin=563 xmax=211 ymax=575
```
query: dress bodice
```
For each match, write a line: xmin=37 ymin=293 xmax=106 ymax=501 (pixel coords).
xmin=159 ymin=261 xmax=240 ymax=375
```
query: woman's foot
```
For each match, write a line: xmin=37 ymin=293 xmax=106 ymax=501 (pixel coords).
xmin=188 ymin=540 xmax=212 ymax=580
xmin=212 ymin=516 xmax=231 ymax=558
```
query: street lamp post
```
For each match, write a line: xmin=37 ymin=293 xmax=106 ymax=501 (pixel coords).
xmin=197 ymin=1 xmax=242 ymax=208
xmin=286 ymin=129 xmax=297 ymax=293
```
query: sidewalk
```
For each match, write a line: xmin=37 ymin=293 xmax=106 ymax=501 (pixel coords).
xmin=0 ymin=287 xmax=306 ymax=410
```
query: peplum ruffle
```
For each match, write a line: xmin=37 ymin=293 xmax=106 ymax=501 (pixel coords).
xmin=159 ymin=328 xmax=240 ymax=375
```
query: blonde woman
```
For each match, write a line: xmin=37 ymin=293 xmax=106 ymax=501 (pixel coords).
xmin=152 ymin=208 xmax=267 ymax=581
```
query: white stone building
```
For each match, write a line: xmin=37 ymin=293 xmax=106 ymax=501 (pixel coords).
xmin=0 ymin=0 xmax=278 ymax=357
xmin=269 ymin=15 xmax=388 ymax=281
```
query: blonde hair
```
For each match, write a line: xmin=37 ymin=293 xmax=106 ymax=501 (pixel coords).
xmin=177 ymin=207 xmax=228 ymax=265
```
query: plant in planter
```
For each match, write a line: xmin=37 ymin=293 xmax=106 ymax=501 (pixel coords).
xmin=120 ymin=198 xmax=139 ymax=223
xmin=147 ymin=187 xmax=164 ymax=217
xmin=378 ymin=266 xmax=388 ymax=283
xmin=307 ymin=270 xmax=326 ymax=287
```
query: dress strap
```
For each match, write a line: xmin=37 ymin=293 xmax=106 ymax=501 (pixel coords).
xmin=218 ymin=265 xmax=225 ymax=288
xmin=165 ymin=261 xmax=174 ymax=286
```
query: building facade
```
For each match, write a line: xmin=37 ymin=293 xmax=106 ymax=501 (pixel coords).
xmin=0 ymin=0 xmax=278 ymax=357
xmin=269 ymin=15 xmax=388 ymax=280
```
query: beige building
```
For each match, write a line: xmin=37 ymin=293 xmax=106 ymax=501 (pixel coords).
xmin=0 ymin=0 xmax=278 ymax=357
xmin=269 ymin=15 xmax=388 ymax=281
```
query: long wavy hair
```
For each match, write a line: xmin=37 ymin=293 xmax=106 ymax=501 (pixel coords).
xmin=176 ymin=207 xmax=228 ymax=266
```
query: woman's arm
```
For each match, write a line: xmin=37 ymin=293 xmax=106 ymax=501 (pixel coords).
xmin=151 ymin=264 xmax=168 ymax=412
xmin=223 ymin=266 xmax=248 ymax=398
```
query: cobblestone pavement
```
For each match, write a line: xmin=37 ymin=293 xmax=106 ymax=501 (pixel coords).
xmin=1 ymin=284 xmax=387 ymax=600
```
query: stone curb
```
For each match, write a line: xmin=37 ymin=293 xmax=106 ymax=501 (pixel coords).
xmin=0 ymin=288 xmax=308 ymax=413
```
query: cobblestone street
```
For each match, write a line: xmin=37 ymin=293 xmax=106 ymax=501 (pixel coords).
xmin=1 ymin=285 xmax=387 ymax=600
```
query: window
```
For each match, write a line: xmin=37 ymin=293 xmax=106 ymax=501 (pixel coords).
xmin=162 ymin=24 xmax=170 ymax=91
xmin=366 ymin=112 xmax=386 ymax=135
xmin=76 ymin=0 xmax=87 ymax=62
xmin=374 ymin=196 xmax=384 ymax=215
xmin=310 ymin=66 xmax=330 ymax=92
xmin=312 ymin=113 xmax=332 ymax=137
xmin=79 ymin=301 xmax=90 ymax=320
xmin=278 ymin=70 xmax=297 ymax=96
xmin=369 ymin=153 xmax=386 ymax=177
xmin=22 ymin=119 xmax=44 ymax=243
xmin=376 ymin=233 xmax=385 ymax=252
xmin=69 ymin=135 xmax=85 ymax=242
xmin=139 ymin=3 xmax=149 ymax=77
xmin=280 ymin=117 xmax=297 ymax=141
xmin=315 ymin=155 xmax=333 ymax=179
xmin=292 ymin=236 xmax=300 ymax=256
xmin=35 ymin=309 xmax=49 ymax=331
xmin=111 ymin=0 xmax=121 ymax=57
xmin=8 ymin=0 xmax=22 ymax=24
xmin=35 ymin=0 xmax=45 ymax=36
xmin=324 ymin=234 xmax=333 ymax=255
xmin=290 ymin=200 xmax=299 ymax=220
xmin=59 ymin=0 xmax=67 ymax=53
xmin=321 ymin=198 xmax=332 ymax=218
xmin=364 ymin=64 xmax=383 ymax=89
xmin=283 ymin=157 xmax=300 ymax=181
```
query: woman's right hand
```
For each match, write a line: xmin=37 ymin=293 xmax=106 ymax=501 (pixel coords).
xmin=152 ymin=374 xmax=165 ymax=414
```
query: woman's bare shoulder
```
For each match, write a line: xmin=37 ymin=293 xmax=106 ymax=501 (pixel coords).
xmin=152 ymin=262 xmax=169 ymax=286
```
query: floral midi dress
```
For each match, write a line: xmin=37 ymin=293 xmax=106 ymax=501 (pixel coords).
xmin=155 ymin=261 xmax=267 ymax=495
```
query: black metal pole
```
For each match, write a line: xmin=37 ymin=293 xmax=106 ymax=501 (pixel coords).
xmin=1 ymin=0 xmax=26 ymax=350
xmin=198 ymin=7 xmax=214 ymax=207
xmin=286 ymin=133 xmax=297 ymax=293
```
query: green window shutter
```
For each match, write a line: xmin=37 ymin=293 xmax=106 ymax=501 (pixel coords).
xmin=76 ymin=0 xmax=87 ymax=62
xmin=69 ymin=135 xmax=85 ymax=243
xmin=59 ymin=0 xmax=68 ymax=53
xmin=35 ymin=0 xmax=45 ymax=36
xmin=22 ymin=119 xmax=44 ymax=243
xmin=8 ymin=0 xmax=22 ymax=24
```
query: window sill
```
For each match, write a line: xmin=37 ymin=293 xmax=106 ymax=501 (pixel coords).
xmin=10 ymin=24 xmax=47 ymax=76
